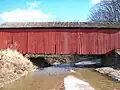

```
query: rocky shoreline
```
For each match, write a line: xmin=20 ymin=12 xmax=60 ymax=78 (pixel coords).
xmin=95 ymin=67 xmax=120 ymax=81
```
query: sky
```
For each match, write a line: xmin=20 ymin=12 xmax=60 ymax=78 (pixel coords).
xmin=0 ymin=0 xmax=101 ymax=23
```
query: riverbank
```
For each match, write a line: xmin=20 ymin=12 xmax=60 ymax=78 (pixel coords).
xmin=95 ymin=67 xmax=120 ymax=81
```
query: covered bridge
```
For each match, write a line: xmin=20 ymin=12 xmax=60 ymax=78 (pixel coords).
xmin=0 ymin=22 xmax=120 ymax=55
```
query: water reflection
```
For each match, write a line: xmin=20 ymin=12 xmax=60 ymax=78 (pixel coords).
xmin=33 ymin=67 xmax=70 ymax=76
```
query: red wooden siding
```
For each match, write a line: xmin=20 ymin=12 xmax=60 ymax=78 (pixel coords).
xmin=0 ymin=29 xmax=119 ymax=54
xmin=27 ymin=30 xmax=56 ymax=54
xmin=11 ymin=31 xmax=28 ymax=53
xmin=0 ymin=31 xmax=10 ymax=49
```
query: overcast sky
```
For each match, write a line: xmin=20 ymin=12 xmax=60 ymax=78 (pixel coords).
xmin=0 ymin=0 xmax=101 ymax=23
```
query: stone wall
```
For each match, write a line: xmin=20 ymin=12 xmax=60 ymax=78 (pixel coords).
xmin=101 ymin=50 xmax=120 ymax=68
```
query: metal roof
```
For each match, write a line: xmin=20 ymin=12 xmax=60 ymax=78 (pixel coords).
xmin=0 ymin=22 xmax=120 ymax=28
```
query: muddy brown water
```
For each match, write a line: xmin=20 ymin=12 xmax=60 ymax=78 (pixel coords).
xmin=1 ymin=67 xmax=120 ymax=90
xmin=0 ymin=67 xmax=70 ymax=90
xmin=74 ymin=69 xmax=120 ymax=90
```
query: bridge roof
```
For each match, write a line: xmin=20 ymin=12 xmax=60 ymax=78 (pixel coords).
xmin=0 ymin=22 xmax=120 ymax=29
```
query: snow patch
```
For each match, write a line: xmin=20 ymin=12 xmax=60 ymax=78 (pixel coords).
xmin=64 ymin=75 xmax=95 ymax=90
xmin=75 ymin=60 xmax=101 ymax=66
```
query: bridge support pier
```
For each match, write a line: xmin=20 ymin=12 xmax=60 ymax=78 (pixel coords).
xmin=101 ymin=50 xmax=120 ymax=68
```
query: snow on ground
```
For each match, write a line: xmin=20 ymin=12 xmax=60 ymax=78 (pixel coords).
xmin=75 ymin=59 xmax=101 ymax=66
xmin=64 ymin=75 xmax=95 ymax=90
xmin=96 ymin=67 xmax=120 ymax=81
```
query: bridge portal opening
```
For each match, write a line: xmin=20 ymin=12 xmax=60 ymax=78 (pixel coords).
xmin=29 ymin=57 xmax=51 ymax=68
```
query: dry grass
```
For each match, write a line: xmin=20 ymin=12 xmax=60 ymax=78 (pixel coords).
xmin=0 ymin=48 xmax=36 ymax=88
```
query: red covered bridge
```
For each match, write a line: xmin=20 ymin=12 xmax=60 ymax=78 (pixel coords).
xmin=0 ymin=22 xmax=120 ymax=55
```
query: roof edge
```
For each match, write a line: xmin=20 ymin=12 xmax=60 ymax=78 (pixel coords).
xmin=0 ymin=22 xmax=120 ymax=29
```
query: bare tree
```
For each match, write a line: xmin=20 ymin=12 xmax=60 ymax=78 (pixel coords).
xmin=89 ymin=0 xmax=120 ymax=22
